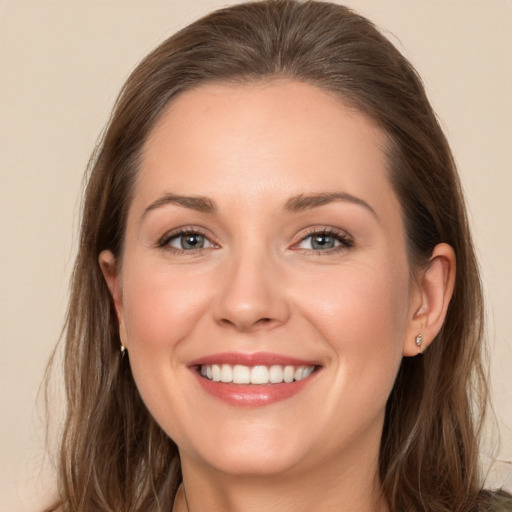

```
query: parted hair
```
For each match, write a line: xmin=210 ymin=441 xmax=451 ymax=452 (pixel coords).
xmin=46 ymin=1 xmax=507 ymax=510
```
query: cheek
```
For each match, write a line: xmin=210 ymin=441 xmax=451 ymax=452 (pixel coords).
xmin=296 ymin=259 xmax=409 ymax=404
xmin=119 ymin=258 xmax=212 ymax=400
xmin=119 ymin=258 xmax=217 ymax=439
xmin=299 ymin=259 xmax=409 ymax=342
xmin=122 ymin=259 xmax=209 ymax=348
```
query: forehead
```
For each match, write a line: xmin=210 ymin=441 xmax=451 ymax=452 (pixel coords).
xmin=135 ymin=80 xmax=398 ymax=220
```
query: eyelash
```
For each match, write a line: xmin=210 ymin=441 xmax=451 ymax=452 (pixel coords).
xmin=294 ymin=228 xmax=354 ymax=255
xmin=157 ymin=227 xmax=354 ymax=255
xmin=157 ymin=227 xmax=216 ymax=255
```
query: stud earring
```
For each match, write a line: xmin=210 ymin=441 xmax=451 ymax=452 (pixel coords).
xmin=415 ymin=334 xmax=423 ymax=353
xmin=120 ymin=343 xmax=126 ymax=355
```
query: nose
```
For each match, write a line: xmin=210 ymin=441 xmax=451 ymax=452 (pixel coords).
xmin=213 ymin=248 xmax=291 ymax=332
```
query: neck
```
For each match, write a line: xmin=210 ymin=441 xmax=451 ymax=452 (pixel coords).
xmin=173 ymin=435 xmax=388 ymax=512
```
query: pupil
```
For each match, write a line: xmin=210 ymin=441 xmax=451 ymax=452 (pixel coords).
xmin=312 ymin=234 xmax=334 ymax=249
xmin=182 ymin=234 xmax=204 ymax=249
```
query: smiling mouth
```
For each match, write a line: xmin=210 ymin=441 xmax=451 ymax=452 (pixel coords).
xmin=198 ymin=364 xmax=317 ymax=385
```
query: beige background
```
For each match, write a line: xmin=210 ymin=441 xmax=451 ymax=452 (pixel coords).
xmin=1 ymin=1 xmax=511 ymax=509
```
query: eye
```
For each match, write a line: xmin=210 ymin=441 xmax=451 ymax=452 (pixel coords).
xmin=159 ymin=229 xmax=216 ymax=252
xmin=296 ymin=229 xmax=353 ymax=252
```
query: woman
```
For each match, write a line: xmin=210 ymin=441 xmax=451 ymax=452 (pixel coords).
xmin=46 ymin=1 xmax=511 ymax=510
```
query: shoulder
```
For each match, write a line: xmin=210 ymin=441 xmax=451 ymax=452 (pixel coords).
xmin=478 ymin=489 xmax=512 ymax=511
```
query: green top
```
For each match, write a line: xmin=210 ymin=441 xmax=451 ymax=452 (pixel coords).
xmin=486 ymin=489 xmax=512 ymax=511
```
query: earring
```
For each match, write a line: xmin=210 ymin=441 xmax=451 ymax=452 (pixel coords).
xmin=415 ymin=334 xmax=423 ymax=353
xmin=120 ymin=343 xmax=126 ymax=355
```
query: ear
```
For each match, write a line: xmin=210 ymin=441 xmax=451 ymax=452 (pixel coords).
xmin=403 ymin=243 xmax=456 ymax=356
xmin=99 ymin=250 xmax=128 ymax=349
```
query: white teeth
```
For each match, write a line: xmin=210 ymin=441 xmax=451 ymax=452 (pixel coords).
xmin=294 ymin=366 xmax=314 ymax=381
xmin=199 ymin=363 xmax=316 ymax=384
xmin=232 ymin=364 xmax=250 ymax=384
xmin=269 ymin=365 xmax=284 ymax=383
xmin=220 ymin=364 xmax=232 ymax=383
xmin=211 ymin=364 xmax=221 ymax=382
xmin=283 ymin=365 xmax=295 ymax=383
xmin=303 ymin=366 xmax=314 ymax=379
xmin=251 ymin=365 xmax=269 ymax=384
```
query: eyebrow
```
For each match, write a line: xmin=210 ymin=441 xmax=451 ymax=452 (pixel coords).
xmin=284 ymin=192 xmax=378 ymax=218
xmin=142 ymin=193 xmax=217 ymax=218
xmin=142 ymin=191 xmax=377 ymax=219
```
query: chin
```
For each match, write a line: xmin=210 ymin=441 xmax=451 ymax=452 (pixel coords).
xmin=197 ymin=449 xmax=304 ymax=478
xmin=178 ymin=422 xmax=314 ymax=477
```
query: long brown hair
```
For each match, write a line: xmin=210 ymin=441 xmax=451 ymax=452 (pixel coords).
xmin=47 ymin=1 xmax=498 ymax=510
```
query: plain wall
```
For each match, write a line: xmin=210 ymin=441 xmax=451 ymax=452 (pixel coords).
xmin=1 ymin=1 xmax=511 ymax=509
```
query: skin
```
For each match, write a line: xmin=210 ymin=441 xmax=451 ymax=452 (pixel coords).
xmin=100 ymin=80 xmax=455 ymax=512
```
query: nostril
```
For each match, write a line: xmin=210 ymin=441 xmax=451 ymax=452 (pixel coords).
xmin=255 ymin=318 xmax=273 ymax=326
xmin=219 ymin=316 xmax=275 ymax=331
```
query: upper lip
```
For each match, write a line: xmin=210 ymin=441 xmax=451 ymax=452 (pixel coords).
xmin=188 ymin=352 xmax=322 ymax=368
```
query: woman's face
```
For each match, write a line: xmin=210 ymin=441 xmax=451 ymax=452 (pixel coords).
xmin=102 ymin=80 xmax=424 ymax=479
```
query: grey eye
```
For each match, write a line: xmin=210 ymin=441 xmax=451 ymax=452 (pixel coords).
xmin=299 ymin=232 xmax=342 ymax=250
xmin=310 ymin=233 xmax=336 ymax=250
xmin=170 ymin=233 xmax=207 ymax=250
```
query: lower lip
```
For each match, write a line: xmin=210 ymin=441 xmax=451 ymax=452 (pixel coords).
xmin=192 ymin=370 xmax=318 ymax=407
